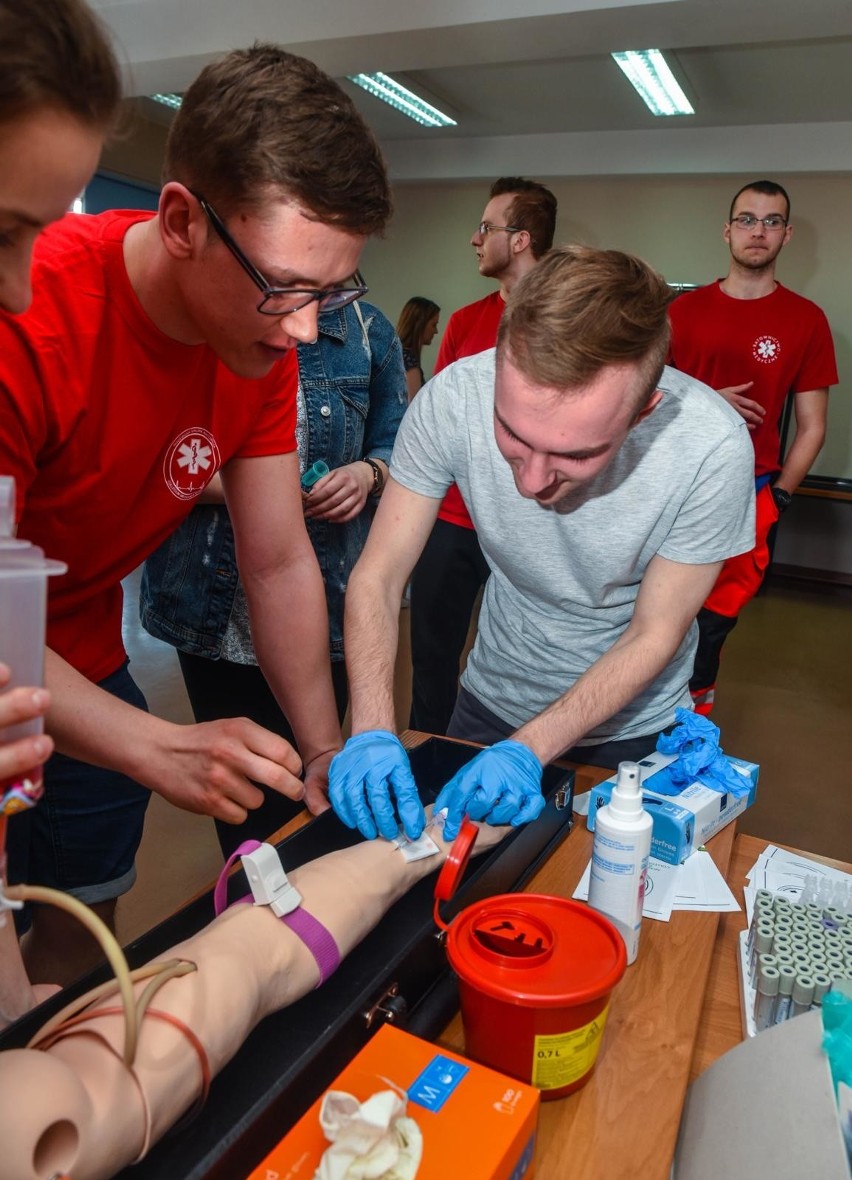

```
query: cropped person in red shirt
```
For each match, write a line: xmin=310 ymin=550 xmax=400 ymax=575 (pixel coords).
xmin=0 ymin=44 xmax=391 ymax=985
xmin=668 ymin=180 xmax=838 ymax=713
xmin=409 ymin=177 xmax=557 ymax=734
xmin=0 ymin=0 xmax=123 ymax=1028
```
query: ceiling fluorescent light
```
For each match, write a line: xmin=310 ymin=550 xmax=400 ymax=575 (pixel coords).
xmin=612 ymin=50 xmax=693 ymax=117
xmin=151 ymin=93 xmax=182 ymax=110
xmin=348 ymin=72 xmax=456 ymax=128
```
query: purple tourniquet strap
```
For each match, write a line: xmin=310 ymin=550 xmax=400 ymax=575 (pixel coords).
xmin=212 ymin=838 xmax=340 ymax=985
xmin=281 ymin=907 xmax=342 ymax=985
xmin=213 ymin=839 xmax=261 ymax=916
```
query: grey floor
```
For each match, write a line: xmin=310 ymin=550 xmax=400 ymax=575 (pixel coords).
xmin=117 ymin=570 xmax=851 ymax=944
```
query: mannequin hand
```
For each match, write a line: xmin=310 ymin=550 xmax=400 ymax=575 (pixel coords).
xmin=303 ymin=463 xmax=372 ymax=523
xmin=329 ymin=730 xmax=424 ymax=841
xmin=433 ymin=740 xmax=545 ymax=841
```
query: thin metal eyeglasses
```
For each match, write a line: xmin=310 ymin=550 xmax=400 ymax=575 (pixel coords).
xmin=477 ymin=221 xmax=523 ymax=236
xmin=730 ymin=214 xmax=788 ymax=231
xmin=192 ymin=192 xmax=368 ymax=316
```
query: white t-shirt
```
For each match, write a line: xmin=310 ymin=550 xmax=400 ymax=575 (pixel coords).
xmin=391 ymin=349 xmax=755 ymax=741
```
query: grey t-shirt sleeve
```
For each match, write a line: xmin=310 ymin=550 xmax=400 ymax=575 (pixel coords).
xmin=657 ymin=417 xmax=756 ymax=565
xmin=388 ymin=362 xmax=467 ymax=499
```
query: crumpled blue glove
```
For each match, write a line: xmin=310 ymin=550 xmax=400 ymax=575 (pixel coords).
xmin=432 ymin=740 xmax=546 ymax=842
xmin=652 ymin=707 xmax=750 ymax=798
xmin=329 ymin=730 xmax=425 ymax=841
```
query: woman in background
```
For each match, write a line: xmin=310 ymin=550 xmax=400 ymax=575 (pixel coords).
xmin=396 ymin=296 xmax=440 ymax=400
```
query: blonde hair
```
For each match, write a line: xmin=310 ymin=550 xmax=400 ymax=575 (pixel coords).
xmin=498 ymin=244 xmax=671 ymax=406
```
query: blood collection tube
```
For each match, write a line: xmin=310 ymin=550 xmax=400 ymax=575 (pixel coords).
xmin=756 ymin=953 xmax=777 ymax=988
xmin=748 ymin=908 xmax=773 ymax=955
xmin=810 ymin=973 xmax=832 ymax=1009
xmin=790 ymin=974 xmax=814 ymax=1018
xmin=754 ymin=965 xmax=780 ymax=1032
xmin=750 ymin=926 xmax=774 ymax=980
xmin=773 ymin=964 xmax=798 ymax=1024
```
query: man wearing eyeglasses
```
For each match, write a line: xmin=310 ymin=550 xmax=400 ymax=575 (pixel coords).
xmin=409 ymin=177 xmax=557 ymax=736
xmin=668 ymin=179 xmax=837 ymax=714
xmin=0 ymin=45 xmax=391 ymax=983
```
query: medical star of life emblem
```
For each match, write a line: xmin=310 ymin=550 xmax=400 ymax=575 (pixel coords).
xmin=163 ymin=426 xmax=221 ymax=500
xmin=752 ymin=335 xmax=781 ymax=364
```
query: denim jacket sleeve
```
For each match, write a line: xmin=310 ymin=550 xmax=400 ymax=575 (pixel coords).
xmin=140 ymin=301 xmax=407 ymax=662
xmin=358 ymin=303 xmax=407 ymax=465
xmin=302 ymin=302 xmax=406 ymax=659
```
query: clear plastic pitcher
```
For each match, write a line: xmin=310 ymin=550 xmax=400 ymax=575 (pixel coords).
xmin=0 ymin=476 xmax=66 ymax=793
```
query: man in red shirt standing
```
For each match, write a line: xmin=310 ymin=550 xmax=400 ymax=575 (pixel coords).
xmin=668 ymin=179 xmax=838 ymax=713
xmin=409 ymin=177 xmax=557 ymax=733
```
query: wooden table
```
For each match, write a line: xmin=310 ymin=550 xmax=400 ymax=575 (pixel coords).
xmin=259 ymin=737 xmax=851 ymax=1178
xmin=399 ymin=733 xmax=737 ymax=1180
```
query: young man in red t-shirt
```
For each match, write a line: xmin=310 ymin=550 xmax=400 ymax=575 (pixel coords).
xmin=668 ymin=180 xmax=838 ymax=712
xmin=0 ymin=45 xmax=391 ymax=983
xmin=409 ymin=177 xmax=557 ymax=733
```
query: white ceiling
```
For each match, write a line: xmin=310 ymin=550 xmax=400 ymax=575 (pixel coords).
xmin=94 ymin=0 xmax=852 ymax=180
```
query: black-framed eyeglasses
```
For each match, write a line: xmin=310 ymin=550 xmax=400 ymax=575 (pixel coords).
xmin=192 ymin=191 xmax=368 ymax=316
xmin=729 ymin=214 xmax=788 ymax=232
xmin=477 ymin=221 xmax=523 ymax=236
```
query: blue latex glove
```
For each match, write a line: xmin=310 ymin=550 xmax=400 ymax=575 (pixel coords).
xmin=433 ymin=740 xmax=546 ymax=842
xmin=329 ymin=730 xmax=425 ymax=841
xmin=653 ymin=708 xmax=750 ymax=798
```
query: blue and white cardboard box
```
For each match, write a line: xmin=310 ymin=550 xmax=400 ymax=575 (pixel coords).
xmin=586 ymin=749 xmax=759 ymax=864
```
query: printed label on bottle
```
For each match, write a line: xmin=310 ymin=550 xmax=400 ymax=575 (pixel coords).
xmin=531 ymin=1006 xmax=609 ymax=1089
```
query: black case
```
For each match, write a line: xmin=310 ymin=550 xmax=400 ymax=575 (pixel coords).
xmin=0 ymin=738 xmax=574 ymax=1179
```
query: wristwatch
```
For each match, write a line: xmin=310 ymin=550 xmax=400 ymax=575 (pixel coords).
xmin=771 ymin=485 xmax=793 ymax=513
xmin=363 ymin=457 xmax=385 ymax=496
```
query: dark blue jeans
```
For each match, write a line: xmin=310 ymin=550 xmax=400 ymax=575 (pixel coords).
xmin=7 ymin=661 xmax=151 ymax=930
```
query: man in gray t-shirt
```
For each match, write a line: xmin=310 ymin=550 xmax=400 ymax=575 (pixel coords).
xmin=328 ymin=245 xmax=756 ymax=844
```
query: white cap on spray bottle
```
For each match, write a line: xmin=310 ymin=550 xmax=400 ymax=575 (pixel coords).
xmin=608 ymin=761 xmax=642 ymax=818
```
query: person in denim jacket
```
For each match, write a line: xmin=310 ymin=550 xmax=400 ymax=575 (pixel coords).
xmin=141 ymin=298 xmax=406 ymax=855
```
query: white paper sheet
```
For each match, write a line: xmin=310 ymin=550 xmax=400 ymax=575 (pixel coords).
xmin=742 ymin=844 xmax=852 ymax=925
xmin=670 ymin=850 xmax=740 ymax=912
xmin=573 ymin=856 xmax=680 ymax=922
xmin=747 ymin=844 xmax=852 ymax=890
xmin=573 ymin=850 xmax=740 ymax=923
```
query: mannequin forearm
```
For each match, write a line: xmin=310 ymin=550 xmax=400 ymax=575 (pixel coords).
xmin=0 ymin=817 xmax=507 ymax=1180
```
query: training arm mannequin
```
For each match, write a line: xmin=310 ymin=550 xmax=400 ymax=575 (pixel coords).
xmin=0 ymin=812 xmax=507 ymax=1180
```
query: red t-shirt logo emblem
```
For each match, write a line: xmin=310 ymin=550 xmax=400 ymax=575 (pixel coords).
xmin=163 ymin=426 xmax=221 ymax=500
xmin=752 ymin=335 xmax=781 ymax=364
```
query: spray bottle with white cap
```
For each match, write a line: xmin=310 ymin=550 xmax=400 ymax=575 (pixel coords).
xmin=587 ymin=761 xmax=652 ymax=965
